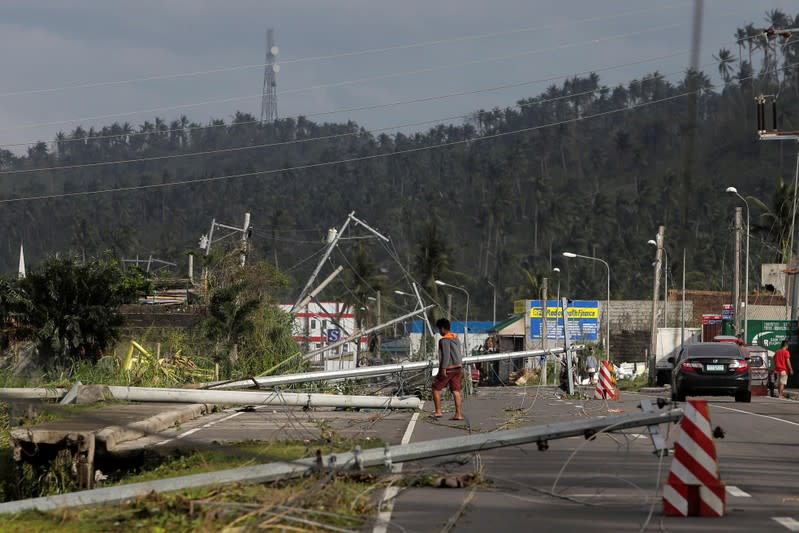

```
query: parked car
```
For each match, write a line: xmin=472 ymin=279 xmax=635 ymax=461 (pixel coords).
xmin=670 ymin=342 xmax=751 ymax=403
xmin=742 ymin=345 xmax=771 ymax=396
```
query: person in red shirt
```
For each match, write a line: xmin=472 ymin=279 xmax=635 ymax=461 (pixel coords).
xmin=773 ymin=340 xmax=794 ymax=399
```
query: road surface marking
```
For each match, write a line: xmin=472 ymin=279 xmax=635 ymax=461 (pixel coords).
xmin=373 ymin=404 xmax=422 ymax=533
xmin=726 ymin=486 xmax=751 ymax=497
xmin=155 ymin=411 xmax=244 ymax=446
xmin=773 ymin=517 xmax=799 ymax=531
xmin=713 ymin=405 xmax=799 ymax=427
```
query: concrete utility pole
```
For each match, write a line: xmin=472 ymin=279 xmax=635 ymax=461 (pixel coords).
xmin=541 ymin=278 xmax=548 ymax=385
xmin=649 ymin=225 xmax=665 ymax=386
xmin=562 ymin=297 xmax=574 ymax=395
xmin=240 ymin=212 xmax=251 ymax=267
xmin=446 ymin=294 xmax=452 ymax=321
xmin=681 ymin=248 xmax=686 ymax=350
xmin=376 ymin=290 xmax=382 ymax=357
xmin=733 ymin=207 xmax=742 ymax=333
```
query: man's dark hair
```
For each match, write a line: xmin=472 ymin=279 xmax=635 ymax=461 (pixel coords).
xmin=435 ymin=318 xmax=451 ymax=330
xmin=782 ymin=340 xmax=788 ymax=347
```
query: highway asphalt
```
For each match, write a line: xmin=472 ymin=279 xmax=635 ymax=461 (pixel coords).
xmin=113 ymin=386 xmax=799 ymax=531
xmin=383 ymin=387 xmax=799 ymax=532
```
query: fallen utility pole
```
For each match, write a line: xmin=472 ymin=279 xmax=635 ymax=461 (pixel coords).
xmin=0 ymin=388 xmax=68 ymax=400
xmin=0 ymin=406 xmax=682 ymax=514
xmin=106 ymin=386 xmax=420 ymax=409
xmin=209 ymin=346 xmax=585 ymax=390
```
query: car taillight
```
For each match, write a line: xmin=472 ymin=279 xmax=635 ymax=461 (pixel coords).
xmin=728 ymin=359 xmax=749 ymax=373
xmin=680 ymin=361 xmax=703 ymax=373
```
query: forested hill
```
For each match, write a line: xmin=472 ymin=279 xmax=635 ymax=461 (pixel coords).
xmin=1 ymin=16 xmax=799 ymax=317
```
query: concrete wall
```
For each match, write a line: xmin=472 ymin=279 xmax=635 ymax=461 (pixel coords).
xmin=602 ymin=300 xmax=694 ymax=334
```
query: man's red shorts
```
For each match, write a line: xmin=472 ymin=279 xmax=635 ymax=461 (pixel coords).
xmin=433 ymin=367 xmax=463 ymax=392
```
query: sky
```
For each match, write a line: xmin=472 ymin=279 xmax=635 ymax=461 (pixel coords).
xmin=0 ymin=0 xmax=796 ymax=153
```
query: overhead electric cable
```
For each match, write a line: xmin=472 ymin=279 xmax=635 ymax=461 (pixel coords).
xmin=0 ymin=2 xmax=696 ymax=99
xmin=1 ymin=61 xmax=789 ymax=205
xmin=0 ymin=47 xmax=696 ymax=150
xmin=0 ymin=51 xmax=750 ymax=176
xmin=0 ymin=89 xmax=709 ymax=204
xmin=0 ymin=19 xmax=713 ymax=134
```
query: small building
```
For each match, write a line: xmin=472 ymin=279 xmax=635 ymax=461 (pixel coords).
xmin=279 ymin=301 xmax=367 ymax=369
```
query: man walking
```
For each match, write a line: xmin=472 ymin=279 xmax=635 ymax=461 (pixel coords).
xmin=586 ymin=352 xmax=599 ymax=384
xmin=774 ymin=340 xmax=793 ymax=399
xmin=432 ymin=318 xmax=464 ymax=420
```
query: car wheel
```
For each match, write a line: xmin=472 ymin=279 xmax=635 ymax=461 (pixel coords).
xmin=734 ymin=391 xmax=752 ymax=403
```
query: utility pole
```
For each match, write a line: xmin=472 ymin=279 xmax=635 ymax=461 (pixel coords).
xmin=541 ymin=278 xmax=548 ymax=385
xmin=446 ymin=294 xmax=452 ymax=322
xmin=240 ymin=212 xmax=251 ymax=267
xmin=376 ymin=290 xmax=382 ymax=357
xmin=681 ymin=248 xmax=686 ymax=350
xmin=733 ymin=207 xmax=742 ymax=333
xmin=260 ymin=28 xmax=279 ymax=123
xmin=649 ymin=226 xmax=665 ymax=386
xmin=562 ymin=297 xmax=574 ymax=395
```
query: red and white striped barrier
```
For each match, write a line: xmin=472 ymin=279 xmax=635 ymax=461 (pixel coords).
xmin=594 ymin=360 xmax=619 ymax=400
xmin=662 ymin=399 xmax=725 ymax=517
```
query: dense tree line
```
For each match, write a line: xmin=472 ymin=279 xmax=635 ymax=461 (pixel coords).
xmin=2 ymin=15 xmax=799 ymax=320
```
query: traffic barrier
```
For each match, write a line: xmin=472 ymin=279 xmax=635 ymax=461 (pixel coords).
xmin=662 ymin=399 xmax=725 ymax=517
xmin=594 ymin=360 xmax=619 ymax=400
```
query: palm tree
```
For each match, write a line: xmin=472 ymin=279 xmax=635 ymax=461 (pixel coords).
xmin=714 ymin=48 xmax=735 ymax=85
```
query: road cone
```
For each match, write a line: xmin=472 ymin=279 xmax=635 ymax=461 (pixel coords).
xmin=662 ymin=399 xmax=725 ymax=517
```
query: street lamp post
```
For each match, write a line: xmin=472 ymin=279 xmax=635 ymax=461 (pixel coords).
xmin=435 ymin=280 xmax=470 ymax=355
xmin=562 ymin=252 xmax=611 ymax=357
xmin=726 ymin=186 xmax=750 ymax=342
xmin=553 ymin=267 xmax=561 ymax=304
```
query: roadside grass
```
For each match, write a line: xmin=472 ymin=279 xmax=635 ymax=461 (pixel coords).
xmin=3 ymin=436 xmax=387 ymax=532
xmin=617 ymin=375 xmax=649 ymax=392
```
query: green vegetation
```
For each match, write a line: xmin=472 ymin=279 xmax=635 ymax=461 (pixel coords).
xmin=0 ymin=255 xmax=149 ymax=368
xmin=617 ymin=375 xmax=649 ymax=392
xmin=2 ymin=437 xmax=385 ymax=532
xmin=0 ymin=16 xmax=797 ymax=321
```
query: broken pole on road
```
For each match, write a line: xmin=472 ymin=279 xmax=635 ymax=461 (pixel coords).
xmin=0 ymin=404 xmax=682 ymax=514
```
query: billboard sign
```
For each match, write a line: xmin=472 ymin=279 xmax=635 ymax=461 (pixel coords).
xmin=746 ymin=320 xmax=798 ymax=351
xmin=529 ymin=299 xmax=599 ymax=341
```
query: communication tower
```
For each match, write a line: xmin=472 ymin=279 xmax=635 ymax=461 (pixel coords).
xmin=260 ymin=28 xmax=279 ymax=123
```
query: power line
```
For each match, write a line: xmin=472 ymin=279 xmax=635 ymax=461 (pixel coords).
xmin=0 ymin=88 xmax=708 ymax=204
xmin=0 ymin=19 xmax=711 ymax=134
xmin=0 ymin=51 xmax=750 ymax=177
xmin=0 ymin=2 xmax=696 ymax=99
xmin=1 ymin=46 xmax=698 ymax=151
xmin=2 ymin=61 xmax=789 ymax=205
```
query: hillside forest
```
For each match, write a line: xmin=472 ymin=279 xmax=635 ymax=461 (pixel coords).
xmin=2 ymin=14 xmax=799 ymax=321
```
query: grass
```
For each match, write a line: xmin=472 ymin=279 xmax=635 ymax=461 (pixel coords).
xmin=3 ymin=436 xmax=388 ymax=532
xmin=617 ymin=375 xmax=649 ymax=392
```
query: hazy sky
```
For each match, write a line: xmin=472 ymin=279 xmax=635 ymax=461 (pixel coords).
xmin=0 ymin=0 xmax=795 ymax=152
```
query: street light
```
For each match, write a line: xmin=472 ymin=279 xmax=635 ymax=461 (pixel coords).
xmin=648 ymin=240 xmax=668 ymax=327
xmin=553 ymin=267 xmax=561 ymax=304
xmin=562 ymin=251 xmax=611 ymax=357
xmin=726 ymin=186 xmax=750 ymax=342
xmin=435 ymin=279 xmax=470 ymax=355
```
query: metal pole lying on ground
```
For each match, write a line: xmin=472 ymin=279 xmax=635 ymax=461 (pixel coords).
xmin=209 ymin=346 xmax=585 ymax=389
xmin=106 ymin=387 xmax=421 ymax=409
xmin=0 ymin=407 xmax=682 ymax=514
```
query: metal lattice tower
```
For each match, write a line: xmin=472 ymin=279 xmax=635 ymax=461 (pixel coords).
xmin=260 ymin=29 xmax=279 ymax=123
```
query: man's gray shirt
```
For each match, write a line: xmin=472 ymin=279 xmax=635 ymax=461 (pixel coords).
xmin=439 ymin=335 xmax=463 ymax=368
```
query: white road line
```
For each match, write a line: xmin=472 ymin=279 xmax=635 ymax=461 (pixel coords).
xmin=773 ymin=517 xmax=799 ymax=531
xmin=713 ymin=405 xmax=799 ymax=427
xmin=372 ymin=403 xmax=423 ymax=533
xmin=155 ymin=410 xmax=244 ymax=446
xmin=726 ymin=485 xmax=751 ymax=497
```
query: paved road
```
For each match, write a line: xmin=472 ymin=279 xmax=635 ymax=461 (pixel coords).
xmin=384 ymin=387 xmax=799 ymax=532
xmin=110 ymin=386 xmax=799 ymax=531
